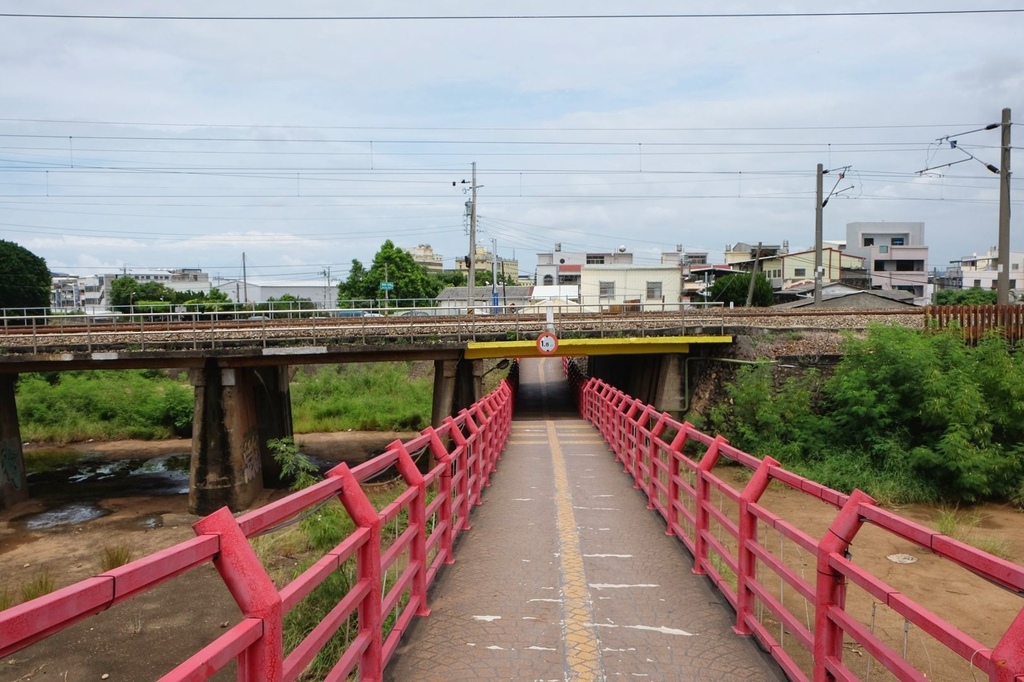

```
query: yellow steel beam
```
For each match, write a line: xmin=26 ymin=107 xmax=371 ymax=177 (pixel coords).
xmin=463 ymin=335 xmax=732 ymax=359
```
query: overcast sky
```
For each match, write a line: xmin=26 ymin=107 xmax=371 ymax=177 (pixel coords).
xmin=0 ymin=1 xmax=1021 ymax=285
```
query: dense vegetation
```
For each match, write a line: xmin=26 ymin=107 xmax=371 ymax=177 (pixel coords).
xmin=933 ymin=288 xmax=998 ymax=305
xmin=702 ymin=325 xmax=1024 ymax=505
xmin=0 ymin=240 xmax=50 ymax=311
xmin=15 ymin=363 xmax=435 ymax=444
xmin=703 ymin=272 xmax=774 ymax=307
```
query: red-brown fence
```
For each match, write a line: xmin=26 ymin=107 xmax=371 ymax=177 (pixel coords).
xmin=925 ymin=304 xmax=1024 ymax=343
xmin=0 ymin=377 xmax=515 ymax=682
xmin=565 ymin=360 xmax=1024 ymax=682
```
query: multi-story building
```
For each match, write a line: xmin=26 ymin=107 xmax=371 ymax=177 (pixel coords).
xmin=845 ymin=222 xmax=929 ymax=299
xmin=409 ymin=244 xmax=445 ymax=273
xmin=579 ymin=264 xmax=683 ymax=312
xmin=954 ymin=248 xmax=1024 ymax=293
xmin=455 ymin=245 xmax=519 ymax=282
xmin=535 ymin=244 xmax=634 ymax=287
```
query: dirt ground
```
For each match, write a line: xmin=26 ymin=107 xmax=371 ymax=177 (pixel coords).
xmin=1 ymin=433 xmax=1022 ymax=682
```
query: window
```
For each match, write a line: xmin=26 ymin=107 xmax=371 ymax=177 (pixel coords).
xmin=645 ymin=281 xmax=662 ymax=300
xmin=874 ymin=261 xmax=886 ymax=271
xmin=974 ymin=279 xmax=982 ymax=288
xmin=863 ymin=237 xmax=874 ymax=246
xmin=586 ymin=255 xmax=606 ymax=265
xmin=794 ymin=268 xmax=806 ymax=277
xmin=891 ymin=237 xmax=905 ymax=246
xmin=879 ymin=246 xmax=889 ymax=253
xmin=599 ymin=281 xmax=615 ymax=298
xmin=543 ymin=275 xmax=554 ymax=286
xmin=1012 ymin=280 xmax=1018 ymax=289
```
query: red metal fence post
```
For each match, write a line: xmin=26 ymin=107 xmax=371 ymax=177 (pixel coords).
xmin=392 ymin=441 xmax=432 ymax=618
xmin=425 ymin=427 xmax=456 ymax=565
xmin=446 ymin=414 xmax=472 ymax=530
xmin=192 ymin=507 xmax=283 ymax=682
xmin=692 ymin=435 xmax=726 ymax=576
xmin=645 ymin=412 xmax=668 ymax=510
xmin=733 ymin=456 xmax=779 ymax=636
xmin=991 ymin=604 xmax=1024 ymax=681
xmin=813 ymin=489 xmax=874 ymax=682
xmin=664 ymin=422 xmax=692 ymax=537
xmin=327 ymin=463 xmax=384 ymax=682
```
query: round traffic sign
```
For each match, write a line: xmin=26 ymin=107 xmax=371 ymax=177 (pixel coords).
xmin=536 ymin=331 xmax=559 ymax=355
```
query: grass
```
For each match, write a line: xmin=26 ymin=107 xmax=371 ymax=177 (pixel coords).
xmin=935 ymin=508 xmax=1012 ymax=559
xmin=98 ymin=542 xmax=134 ymax=571
xmin=21 ymin=572 xmax=56 ymax=602
xmin=0 ymin=585 xmax=14 ymax=611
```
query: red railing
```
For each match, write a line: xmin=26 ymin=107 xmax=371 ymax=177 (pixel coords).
xmin=566 ymin=362 xmax=1024 ymax=682
xmin=0 ymin=378 xmax=515 ymax=682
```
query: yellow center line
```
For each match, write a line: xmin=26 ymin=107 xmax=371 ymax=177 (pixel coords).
xmin=538 ymin=358 xmax=604 ymax=680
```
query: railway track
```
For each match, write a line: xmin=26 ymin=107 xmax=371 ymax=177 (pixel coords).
xmin=0 ymin=309 xmax=924 ymax=355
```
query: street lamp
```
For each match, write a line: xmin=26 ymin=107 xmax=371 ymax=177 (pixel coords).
xmin=129 ymin=291 xmax=136 ymax=317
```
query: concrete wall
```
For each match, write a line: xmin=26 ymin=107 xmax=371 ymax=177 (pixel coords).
xmin=0 ymin=374 xmax=28 ymax=509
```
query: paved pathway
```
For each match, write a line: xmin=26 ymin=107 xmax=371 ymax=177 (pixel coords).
xmin=386 ymin=357 xmax=784 ymax=681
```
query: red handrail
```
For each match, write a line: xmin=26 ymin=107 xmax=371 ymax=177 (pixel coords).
xmin=0 ymin=378 xmax=516 ymax=682
xmin=567 ymin=368 xmax=1024 ymax=682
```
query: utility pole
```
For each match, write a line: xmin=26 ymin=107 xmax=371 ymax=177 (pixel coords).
xmin=814 ymin=163 xmax=824 ymax=305
xmin=468 ymin=162 xmax=478 ymax=314
xmin=491 ymin=237 xmax=498 ymax=312
xmin=997 ymin=107 xmax=1012 ymax=306
xmin=242 ymin=252 xmax=248 ymax=304
xmin=745 ymin=242 xmax=762 ymax=307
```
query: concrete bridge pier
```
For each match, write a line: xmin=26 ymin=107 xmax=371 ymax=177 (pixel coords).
xmin=189 ymin=361 xmax=294 ymax=515
xmin=588 ymin=353 xmax=683 ymax=417
xmin=431 ymin=357 xmax=484 ymax=427
xmin=0 ymin=373 xmax=28 ymax=510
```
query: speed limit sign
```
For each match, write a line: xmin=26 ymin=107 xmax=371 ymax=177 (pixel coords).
xmin=536 ymin=331 xmax=559 ymax=355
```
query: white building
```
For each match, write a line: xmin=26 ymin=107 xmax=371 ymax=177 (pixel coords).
xmin=953 ymin=248 xmax=1024 ymax=295
xmin=213 ymin=280 xmax=339 ymax=308
xmin=845 ymin=222 xmax=930 ymax=300
xmin=536 ymin=245 xmax=634 ymax=287
xmin=579 ymin=264 xmax=683 ymax=312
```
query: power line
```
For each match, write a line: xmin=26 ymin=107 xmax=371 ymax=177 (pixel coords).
xmin=1 ymin=9 xmax=1021 ymax=21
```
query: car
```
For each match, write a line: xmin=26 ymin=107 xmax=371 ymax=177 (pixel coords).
xmin=399 ymin=310 xmax=431 ymax=317
xmin=248 ymin=315 xmax=270 ymax=321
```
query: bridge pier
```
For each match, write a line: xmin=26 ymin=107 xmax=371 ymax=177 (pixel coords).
xmin=431 ymin=357 xmax=483 ymax=426
xmin=189 ymin=361 xmax=293 ymax=515
xmin=588 ymin=354 xmax=683 ymax=417
xmin=0 ymin=373 xmax=28 ymax=510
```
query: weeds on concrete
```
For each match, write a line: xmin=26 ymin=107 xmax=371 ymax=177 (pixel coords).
xmin=20 ymin=572 xmax=55 ymax=602
xmin=936 ymin=508 xmax=1011 ymax=560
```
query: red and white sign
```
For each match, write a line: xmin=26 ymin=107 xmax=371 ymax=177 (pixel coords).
xmin=536 ymin=331 xmax=559 ymax=355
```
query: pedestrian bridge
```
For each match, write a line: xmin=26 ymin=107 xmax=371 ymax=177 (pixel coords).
xmin=1 ymin=358 xmax=1022 ymax=681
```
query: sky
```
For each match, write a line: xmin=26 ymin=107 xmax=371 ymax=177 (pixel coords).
xmin=0 ymin=1 xmax=1021 ymax=287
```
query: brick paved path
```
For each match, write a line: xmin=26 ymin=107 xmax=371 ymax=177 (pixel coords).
xmin=385 ymin=358 xmax=784 ymax=681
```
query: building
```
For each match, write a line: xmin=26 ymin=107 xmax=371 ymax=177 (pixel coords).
xmin=535 ymin=245 xmax=634 ymax=287
xmin=409 ymin=244 xmax=445 ymax=274
xmin=72 ymin=268 xmax=212 ymax=311
xmin=774 ymin=282 xmax=917 ymax=309
xmin=727 ymin=247 xmax=865 ymax=290
xmin=213 ymin=280 xmax=338 ymax=308
xmin=50 ymin=274 xmax=82 ymax=310
xmin=952 ymin=248 xmax=1024 ymax=294
xmin=845 ymin=222 xmax=929 ymax=300
xmin=455 ymin=245 xmax=519 ymax=282
xmin=579 ymin=264 xmax=683 ymax=312
xmin=435 ymin=285 xmax=533 ymax=314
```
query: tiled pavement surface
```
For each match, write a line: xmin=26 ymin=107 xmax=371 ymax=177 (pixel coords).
xmin=385 ymin=358 xmax=785 ymax=681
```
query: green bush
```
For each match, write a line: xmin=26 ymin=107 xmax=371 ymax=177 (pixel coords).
xmin=706 ymin=325 xmax=1024 ymax=504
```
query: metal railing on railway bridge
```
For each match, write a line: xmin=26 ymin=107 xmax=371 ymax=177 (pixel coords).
xmin=564 ymin=357 xmax=1024 ymax=682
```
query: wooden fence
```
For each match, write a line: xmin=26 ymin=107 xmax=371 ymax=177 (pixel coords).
xmin=924 ymin=305 xmax=1024 ymax=343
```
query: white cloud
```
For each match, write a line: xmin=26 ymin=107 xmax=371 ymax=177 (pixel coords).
xmin=0 ymin=1 xmax=1020 ymax=281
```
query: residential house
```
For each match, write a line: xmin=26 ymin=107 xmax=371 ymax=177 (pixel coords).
xmin=579 ymin=264 xmax=683 ymax=312
xmin=952 ymin=247 xmax=1024 ymax=296
xmin=845 ymin=222 xmax=930 ymax=300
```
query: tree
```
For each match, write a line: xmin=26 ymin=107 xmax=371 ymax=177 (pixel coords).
xmin=705 ymin=273 xmax=774 ymax=307
xmin=338 ymin=241 xmax=442 ymax=307
xmin=0 ymin=240 xmax=50 ymax=311
xmin=933 ymin=288 xmax=998 ymax=305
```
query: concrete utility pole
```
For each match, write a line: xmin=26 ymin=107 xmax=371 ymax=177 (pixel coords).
xmin=997 ymin=108 xmax=1012 ymax=306
xmin=745 ymin=242 xmax=762 ymax=307
xmin=468 ymin=162 xmax=478 ymax=314
xmin=242 ymin=252 xmax=248 ymax=304
xmin=814 ymin=163 xmax=824 ymax=305
xmin=491 ymin=237 xmax=499 ymax=312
